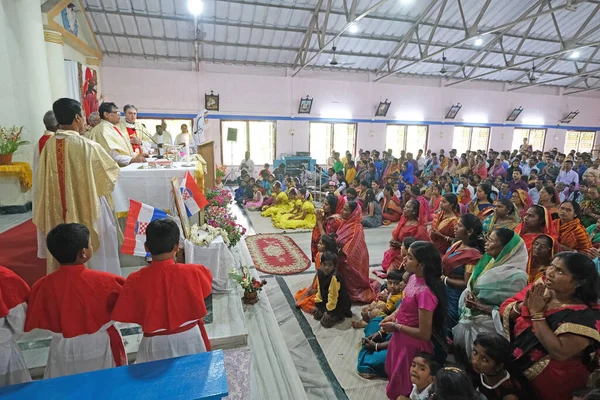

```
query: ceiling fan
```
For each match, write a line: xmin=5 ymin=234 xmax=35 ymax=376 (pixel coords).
xmin=439 ymin=53 xmax=460 ymax=76
xmin=328 ymin=43 xmax=354 ymax=67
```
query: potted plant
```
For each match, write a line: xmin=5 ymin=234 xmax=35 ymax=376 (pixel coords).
xmin=230 ymin=267 xmax=267 ymax=304
xmin=215 ymin=165 xmax=227 ymax=186
xmin=0 ymin=126 xmax=28 ymax=165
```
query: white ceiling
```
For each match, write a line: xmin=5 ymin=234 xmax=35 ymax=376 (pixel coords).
xmin=83 ymin=0 xmax=600 ymax=94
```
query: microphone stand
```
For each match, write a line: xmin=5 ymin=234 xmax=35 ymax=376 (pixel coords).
xmin=141 ymin=131 xmax=165 ymax=159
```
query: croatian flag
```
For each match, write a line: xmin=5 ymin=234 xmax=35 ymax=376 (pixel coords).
xmin=121 ymin=200 xmax=168 ymax=256
xmin=180 ymin=171 xmax=209 ymax=217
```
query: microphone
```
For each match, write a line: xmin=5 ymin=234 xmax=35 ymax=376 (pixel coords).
xmin=140 ymin=130 xmax=165 ymax=159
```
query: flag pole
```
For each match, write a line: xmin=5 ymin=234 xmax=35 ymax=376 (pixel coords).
xmin=200 ymin=208 xmax=205 ymax=226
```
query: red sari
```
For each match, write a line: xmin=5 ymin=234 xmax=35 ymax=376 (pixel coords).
xmin=431 ymin=212 xmax=459 ymax=255
xmin=309 ymin=196 xmax=345 ymax=261
xmin=381 ymin=201 xmax=431 ymax=271
xmin=381 ymin=195 xmax=402 ymax=224
xmin=515 ymin=189 xmax=534 ymax=219
xmin=336 ymin=204 xmax=376 ymax=303
xmin=501 ymin=280 xmax=600 ymax=400
xmin=514 ymin=206 xmax=559 ymax=282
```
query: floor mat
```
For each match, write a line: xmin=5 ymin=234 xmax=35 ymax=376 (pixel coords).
xmin=0 ymin=219 xmax=46 ymax=286
xmin=246 ymin=234 xmax=311 ymax=275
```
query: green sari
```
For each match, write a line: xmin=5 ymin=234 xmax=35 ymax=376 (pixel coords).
xmin=586 ymin=224 xmax=600 ymax=245
xmin=453 ymin=233 xmax=529 ymax=356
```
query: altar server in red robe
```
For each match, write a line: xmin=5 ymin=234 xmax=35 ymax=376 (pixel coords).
xmin=0 ymin=267 xmax=31 ymax=386
xmin=112 ymin=218 xmax=213 ymax=363
xmin=25 ymin=223 xmax=126 ymax=379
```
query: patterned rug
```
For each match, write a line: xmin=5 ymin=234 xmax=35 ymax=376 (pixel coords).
xmin=245 ymin=234 xmax=312 ymax=275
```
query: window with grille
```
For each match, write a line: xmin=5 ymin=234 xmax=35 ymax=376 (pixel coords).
xmin=565 ymin=130 xmax=596 ymax=153
xmin=385 ymin=125 xmax=428 ymax=156
xmin=309 ymin=122 xmax=356 ymax=164
xmin=452 ymin=126 xmax=490 ymax=154
xmin=220 ymin=120 xmax=276 ymax=166
xmin=512 ymin=128 xmax=546 ymax=151
xmin=137 ymin=117 xmax=193 ymax=142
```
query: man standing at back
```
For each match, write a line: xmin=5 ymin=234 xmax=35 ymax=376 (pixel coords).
xmin=33 ymin=98 xmax=122 ymax=276
xmin=88 ymin=102 xmax=146 ymax=166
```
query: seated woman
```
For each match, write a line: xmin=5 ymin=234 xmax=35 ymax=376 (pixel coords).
xmin=296 ymin=235 xmax=338 ymax=313
xmin=261 ymin=181 xmax=287 ymax=215
xmin=528 ymin=234 xmax=555 ymax=283
xmin=469 ymin=183 xmax=495 ymax=221
xmin=245 ymin=183 xmax=264 ymax=211
xmin=581 ymin=186 xmax=600 ymax=227
xmin=428 ymin=183 xmax=443 ymax=215
xmin=458 ymin=186 xmax=472 ymax=207
xmin=381 ymin=199 xmax=431 ymax=272
xmin=511 ymin=189 xmax=534 ymax=219
xmin=453 ymin=228 xmax=529 ymax=360
xmin=501 ymin=252 xmax=600 ymax=400
xmin=381 ymin=185 xmax=402 ymax=225
xmin=430 ymin=193 xmax=460 ymax=255
xmin=482 ymin=198 xmax=521 ymax=235
xmin=336 ymin=202 xmax=376 ymax=303
xmin=275 ymin=189 xmax=316 ymax=230
xmin=586 ymin=217 xmax=600 ymax=248
xmin=310 ymin=194 xmax=344 ymax=261
xmin=539 ymin=185 xmax=560 ymax=220
xmin=361 ymin=189 xmax=383 ymax=228
xmin=554 ymin=200 xmax=592 ymax=252
xmin=441 ymin=214 xmax=484 ymax=331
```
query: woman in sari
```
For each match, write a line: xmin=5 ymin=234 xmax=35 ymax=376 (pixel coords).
xmin=539 ymin=185 xmax=560 ymax=220
xmin=581 ymin=185 xmax=600 ymax=227
xmin=381 ymin=199 xmax=431 ymax=272
xmin=554 ymin=200 xmax=592 ymax=252
xmin=310 ymin=193 xmax=344 ymax=261
xmin=501 ymin=252 xmax=600 ymax=400
xmin=457 ymin=186 xmax=472 ymax=207
xmin=528 ymin=234 xmax=555 ymax=283
xmin=444 ymin=157 xmax=458 ymax=177
xmin=456 ymin=157 xmax=471 ymax=177
xmin=469 ymin=183 xmax=495 ymax=221
xmin=511 ymin=189 xmax=534 ymax=219
xmin=261 ymin=182 xmax=289 ymax=217
xmin=382 ymin=158 xmax=400 ymax=182
xmin=336 ymin=202 xmax=376 ymax=303
xmin=452 ymin=228 xmax=529 ymax=359
xmin=430 ymin=193 xmax=460 ymax=255
xmin=472 ymin=155 xmax=488 ymax=179
xmin=381 ymin=186 xmax=402 ymax=225
xmin=482 ymin=198 xmax=520 ymax=234
xmin=429 ymin=184 xmax=443 ymax=216
xmin=400 ymin=161 xmax=415 ymax=185
xmin=586 ymin=218 xmax=600 ymax=247
xmin=441 ymin=214 xmax=484 ymax=330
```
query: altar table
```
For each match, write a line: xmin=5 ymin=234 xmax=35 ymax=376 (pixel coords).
xmin=0 ymin=162 xmax=32 ymax=213
xmin=112 ymin=161 xmax=196 ymax=213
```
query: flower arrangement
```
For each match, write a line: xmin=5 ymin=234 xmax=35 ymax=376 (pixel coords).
xmin=205 ymin=206 xmax=247 ymax=248
xmin=0 ymin=126 xmax=29 ymax=155
xmin=190 ymin=224 xmax=229 ymax=247
xmin=205 ymin=188 xmax=232 ymax=208
xmin=215 ymin=165 xmax=227 ymax=179
xmin=230 ymin=266 xmax=267 ymax=293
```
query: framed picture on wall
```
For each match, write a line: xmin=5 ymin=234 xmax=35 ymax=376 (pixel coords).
xmin=298 ymin=96 xmax=313 ymax=114
xmin=205 ymin=91 xmax=219 ymax=111
xmin=375 ymin=99 xmax=391 ymax=117
xmin=506 ymin=106 xmax=523 ymax=122
xmin=445 ymin=103 xmax=462 ymax=119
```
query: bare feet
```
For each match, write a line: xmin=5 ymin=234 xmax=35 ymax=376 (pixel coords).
xmin=352 ymin=320 xmax=368 ymax=329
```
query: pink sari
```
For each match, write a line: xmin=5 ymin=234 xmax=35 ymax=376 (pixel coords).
xmin=336 ymin=204 xmax=376 ymax=303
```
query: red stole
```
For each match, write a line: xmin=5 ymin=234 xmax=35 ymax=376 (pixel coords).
xmin=25 ymin=265 xmax=126 ymax=366
xmin=111 ymin=259 xmax=213 ymax=350
xmin=0 ymin=266 xmax=30 ymax=318
xmin=125 ymin=127 xmax=141 ymax=153
xmin=38 ymin=134 xmax=52 ymax=154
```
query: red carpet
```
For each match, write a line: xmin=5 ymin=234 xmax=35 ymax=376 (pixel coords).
xmin=246 ymin=234 xmax=311 ymax=275
xmin=0 ymin=220 xmax=46 ymax=287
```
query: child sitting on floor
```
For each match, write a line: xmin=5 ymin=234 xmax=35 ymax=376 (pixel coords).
xmin=398 ymin=352 xmax=441 ymax=400
xmin=312 ymin=251 xmax=352 ymax=328
xmin=295 ymin=235 xmax=337 ymax=313
xmin=353 ymin=269 xmax=408 ymax=329
xmin=246 ymin=183 xmax=264 ymax=211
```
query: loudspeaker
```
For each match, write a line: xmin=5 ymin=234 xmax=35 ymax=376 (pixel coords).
xmin=227 ymin=127 xmax=238 ymax=142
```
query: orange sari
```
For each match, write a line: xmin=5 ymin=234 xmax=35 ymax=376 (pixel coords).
xmin=381 ymin=195 xmax=402 ymax=224
xmin=431 ymin=212 xmax=458 ymax=255
xmin=295 ymin=253 xmax=322 ymax=312
xmin=554 ymin=218 xmax=592 ymax=252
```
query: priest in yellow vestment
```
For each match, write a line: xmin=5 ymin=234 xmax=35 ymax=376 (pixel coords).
xmin=34 ymin=98 xmax=122 ymax=276
xmin=117 ymin=104 xmax=153 ymax=154
xmin=88 ymin=102 xmax=146 ymax=167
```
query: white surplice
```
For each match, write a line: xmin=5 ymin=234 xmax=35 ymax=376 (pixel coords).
xmin=136 ymin=323 xmax=206 ymax=364
xmin=0 ymin=303 xmax=32 ymax=386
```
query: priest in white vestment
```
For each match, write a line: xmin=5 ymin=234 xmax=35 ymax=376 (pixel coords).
xmin=88 ymin=102 xmax=146 ymax=166
xmin=33 ymin=98 xmax=122 ymax=276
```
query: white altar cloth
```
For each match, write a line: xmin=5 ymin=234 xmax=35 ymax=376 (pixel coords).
xmin=112 ymin=162 xmax=196 ymax=213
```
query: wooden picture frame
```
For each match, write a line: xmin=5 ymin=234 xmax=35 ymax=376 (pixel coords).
xmin=171 ymin=177 xmax=191 ymax=239
xmin=298 ymin=96 xmax=313 ymax=114
xmin=506 ymin=106 xmax=523 ymax=122
xmin=375 ymin=99 xmax=391 ymax=117
xmin=205 ymin=90 xmax=219 ymax=111
xmin=445 ymin=103 xmax=462 ymax=119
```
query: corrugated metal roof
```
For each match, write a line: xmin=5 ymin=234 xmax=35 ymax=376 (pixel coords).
xmin=83 ymin=0 xmax=600 ymax=92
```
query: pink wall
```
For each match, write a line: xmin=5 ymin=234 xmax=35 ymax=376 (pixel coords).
xmin=101 ymin=64 xmax=600 ymax=164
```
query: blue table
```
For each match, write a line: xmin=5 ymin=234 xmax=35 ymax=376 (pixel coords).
xmin=0 ymin=350 xmax=228 ymax=400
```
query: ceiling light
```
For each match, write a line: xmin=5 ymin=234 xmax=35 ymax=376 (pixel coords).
xmin=187 ymin=0 xmax=204 ymax=16
xmin=348 ymin=23 xmax=359 ymax=34
xmin=570 ymin=51 xmax=580 ymax=59
xmin=474 ymin=38 xmax=483 ymax=46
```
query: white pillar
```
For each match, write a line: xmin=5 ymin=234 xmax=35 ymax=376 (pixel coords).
xmin=13 ymin=0 xmax=53 ymax=161
xmin=44 ymin=30 xmax=67 ymax=100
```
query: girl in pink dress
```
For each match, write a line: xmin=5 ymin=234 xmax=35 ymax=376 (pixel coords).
xmin=245 ymin=184 xmax=264 ymax=211
xmin=380 ymin=241 xmax=447 ymax=399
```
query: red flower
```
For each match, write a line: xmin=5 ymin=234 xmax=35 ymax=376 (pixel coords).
xmin=529 ymin=348 xmax=545 ymax=362
xmin=513 ymin=347 xmax=523 ymax=359
xmin=596 ymin=320 xmax=600 ymax=332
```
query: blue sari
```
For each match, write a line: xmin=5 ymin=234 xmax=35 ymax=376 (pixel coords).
xmin=401 ymin=162 xmax=414 ymax=184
